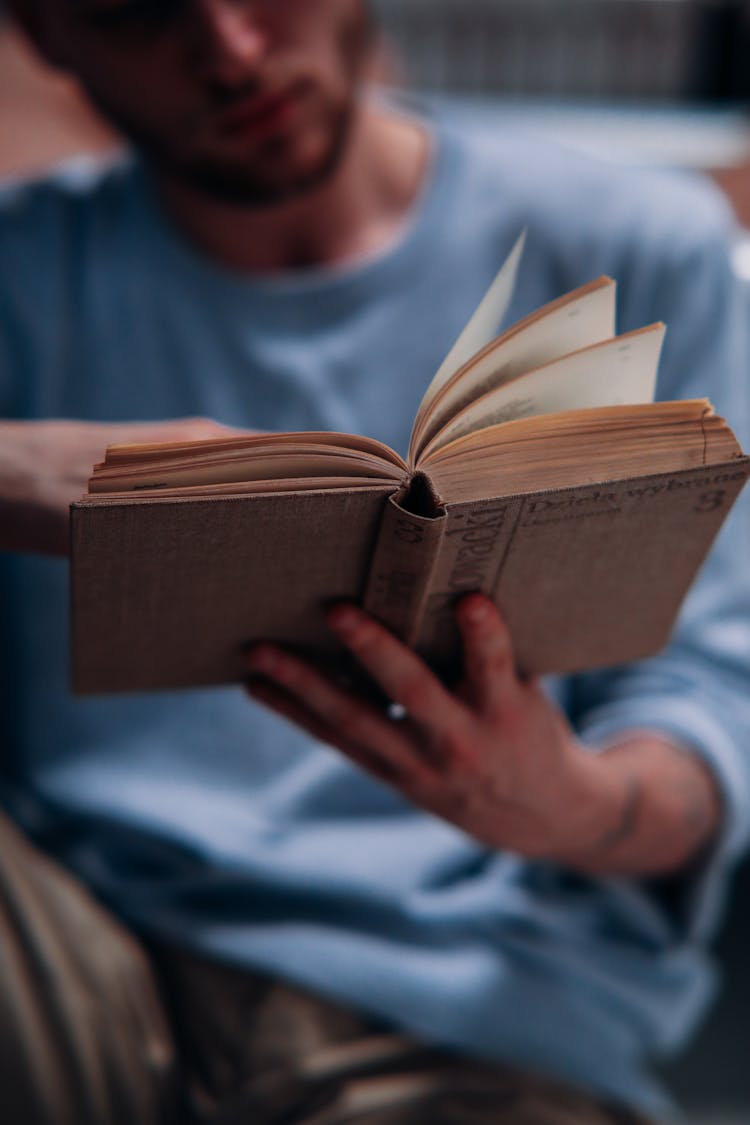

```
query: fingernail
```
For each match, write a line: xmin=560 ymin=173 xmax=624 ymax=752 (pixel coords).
xmin=245 ymin=645 xmax=280 ymax=675
xmin=326 ymin=604 xmax=360 ymax=634
xmin=462 ymin=596 xmax=489 ymax=623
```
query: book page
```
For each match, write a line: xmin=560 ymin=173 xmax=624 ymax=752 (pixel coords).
xmin=410 ymin=276 xmax=617 ymax=461
xmin=89 ymin=443 xmax=406 ymax=493
xmin=100 ymin=431 xmax=407 ymax=469
xmin=409 ymin=230 xmax=526 ymax=444
xmin=79 ymin=477 xmax=396 ymax=501
xmin=423 ymin=400 xmax=742 ymax=501
xmin=420 ymin=323 xmax=665 ymax=458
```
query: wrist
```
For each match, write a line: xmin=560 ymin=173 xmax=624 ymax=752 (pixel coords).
xmin=542 ymin=746 xmax=635 ymax=868
xmin=542 ymin=735 xmax=723 ymax=876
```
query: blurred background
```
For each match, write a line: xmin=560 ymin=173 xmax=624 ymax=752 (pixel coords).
xmin=6 ymin=0 xmax=750 ymax=221
xmin=381 ymin=0 xmax=750 ymax=102
xmin=1 ymin=1 xmax=749 ymax=1120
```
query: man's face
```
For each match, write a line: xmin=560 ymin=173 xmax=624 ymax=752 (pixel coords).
xmin=34 ymin=0 xmax=374 ymax=204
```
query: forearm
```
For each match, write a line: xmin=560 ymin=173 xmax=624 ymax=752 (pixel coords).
xmin=555 ymin=733 xmax=723 ymax=877
xmin=0 ymin=417 xmax=239 ymax=555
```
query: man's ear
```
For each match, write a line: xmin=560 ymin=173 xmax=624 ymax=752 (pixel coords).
xmin=6 ymin=0 xmax=74 ymax=72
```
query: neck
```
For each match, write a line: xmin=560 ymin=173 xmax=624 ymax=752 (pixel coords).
xmin=153 ymin=102 xmax=430 ymax=274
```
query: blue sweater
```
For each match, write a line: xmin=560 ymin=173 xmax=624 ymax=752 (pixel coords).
xmin=2 ymin=116 xmax=749 ymax=1115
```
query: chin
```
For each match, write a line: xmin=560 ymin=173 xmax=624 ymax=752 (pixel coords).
xmin=167 ymin=101 xmax=354 ymax=207
xmin=178 ymin=156 xmax=336 ymax=207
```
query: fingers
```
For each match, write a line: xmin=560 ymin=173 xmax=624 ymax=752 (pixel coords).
xmin=245 ymin=645 xmax=435 ymax=787
xmin=325 ymin=605 xmax=458 ymax=731
xmin=246 ymin=679 xmax=404 ymax=785
xmin=112 ymin=418 xmax=243 ymax=446
xmin=456 ymin=595 xmax=520 ymax=718
xmin=168 ymin=417 xmax=247 ymax=440
xmin=245 ymin=599 xmax=522 ymax=800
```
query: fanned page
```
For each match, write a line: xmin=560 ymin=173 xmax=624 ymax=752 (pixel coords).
xmin=419 ymin=322 xmax=665 ymax=457
xmin=87 ymin=432 xmax=407 ymax=495
xmin=408 ymin=230 xmax=526 ymax=450
xmin=409 ymin=275 xmax=617 ymax=462
xmin=98 ymin=430 xmax=405 ymax=465
xmin=422 ymin=400 xmax=742 ymax=501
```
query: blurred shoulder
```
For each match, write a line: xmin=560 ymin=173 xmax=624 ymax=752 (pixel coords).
xmin=434 ymin=107 xmax=736 ymax=275
xmin=0 ymin=152 xmax=149 ymax=355
xmin=0 ymin=152 xmax=141 ymax=273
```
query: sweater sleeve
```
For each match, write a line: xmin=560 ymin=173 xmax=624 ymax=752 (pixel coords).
xmin=568 ymin=191 xmax=750 ymax=942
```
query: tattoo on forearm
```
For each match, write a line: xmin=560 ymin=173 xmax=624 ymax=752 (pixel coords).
xmin=594 ymin=743 xmax=719 ymax=868
xmin=596 ymin=775 xmax=642 ymax=854
xmin=673 ymin=748 xmax=717 ymax=841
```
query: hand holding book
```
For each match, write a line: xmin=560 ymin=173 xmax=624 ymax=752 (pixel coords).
xmin=246 ymin=594 xmax=722 ymax=877
xmin=0 ymin=417 xmax=240 ymax=556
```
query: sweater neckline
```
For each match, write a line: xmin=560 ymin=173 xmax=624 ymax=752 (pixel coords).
xmin=132 ymin=113 xmax=458 ymax=309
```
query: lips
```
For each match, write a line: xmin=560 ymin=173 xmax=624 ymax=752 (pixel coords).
xmin=216 ymin=86 xmax=301 ymax=139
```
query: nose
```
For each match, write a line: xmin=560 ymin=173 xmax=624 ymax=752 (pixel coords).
xmin=188 ymin=0 xmax=270 ymax=87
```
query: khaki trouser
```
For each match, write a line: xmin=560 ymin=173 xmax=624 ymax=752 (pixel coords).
xmin=0 ymin=811 xmax=656 ymax=1125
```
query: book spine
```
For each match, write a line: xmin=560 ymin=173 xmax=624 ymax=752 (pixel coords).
xmin=415 ymin=497 xmax=525 ymax=678
xmin=362 ymin=490 xmax=447 ymax=646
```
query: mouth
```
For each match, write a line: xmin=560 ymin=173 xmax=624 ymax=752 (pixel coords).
xmin=215 ymin=85 xmax=303 ymax=141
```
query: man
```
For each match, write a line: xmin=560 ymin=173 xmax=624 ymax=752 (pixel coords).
xmin=1 ymin=1 xmax=749 ymax=1122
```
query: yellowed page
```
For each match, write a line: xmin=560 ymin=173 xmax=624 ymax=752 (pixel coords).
xmin=410 ymin=276 xmax=617 ymax=461
xmin=409 ymin=230 xmax=526 ymax=446
xmin=420 ymin=323 xmax=665 ymax=458
xmin=90 ymin=446 xmax=404 ymax=492
xmin=427 ymin=399 xmax=711 ymax=462
xmin=424 ymin=401 xmax=740 ymax=501
xmin=101 ymin=431 xmax=406 ymax=470
xmin=82 ymin=477 xmax=395 ymax=501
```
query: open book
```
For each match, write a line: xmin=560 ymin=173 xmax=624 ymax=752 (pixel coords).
xmin=71 ymin=235 xmax=749 ymax=693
